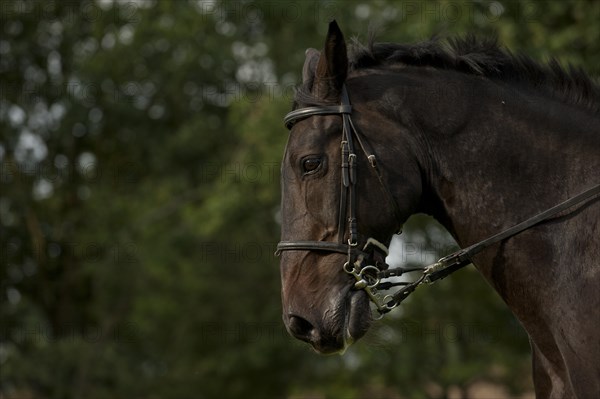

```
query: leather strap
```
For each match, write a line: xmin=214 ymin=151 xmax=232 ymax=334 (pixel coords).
xmin=276 ymin=241 xmax=350 ymax=255
xmin=284 ymin=105 xmax=352 ymax=129
xmin=423 ymin=182 xmax=600 ymax=283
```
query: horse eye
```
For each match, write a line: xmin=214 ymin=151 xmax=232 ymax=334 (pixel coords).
xmin=302 ymin=158 xmax=321 ymax=174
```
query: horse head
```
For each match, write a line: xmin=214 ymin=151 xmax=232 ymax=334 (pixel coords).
xmin=278 ymin=21 xmax=422 ymax=354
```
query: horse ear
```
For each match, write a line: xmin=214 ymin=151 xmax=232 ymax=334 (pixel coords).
xmin=302 ymin=48 xmax=320 ymax=86
xmin=313 ymin=20 xmax=348 ymax=101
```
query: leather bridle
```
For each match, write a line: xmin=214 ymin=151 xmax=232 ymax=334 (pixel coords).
xmin=276 ymin=85 xmax=600 ymax=316
xmin=276 ymin=85 xmax=426 ymax=315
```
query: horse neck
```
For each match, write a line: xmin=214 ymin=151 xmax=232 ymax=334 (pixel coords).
xmin=399 ymin=69 xmax=600 ymax=249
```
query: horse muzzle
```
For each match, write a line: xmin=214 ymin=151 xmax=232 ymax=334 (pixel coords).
xmin=283 ymin=288 xmax=371 ymax=354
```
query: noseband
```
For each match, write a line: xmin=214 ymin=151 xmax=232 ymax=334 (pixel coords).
xmin=277 ymin=85 xmax=600 ymax=316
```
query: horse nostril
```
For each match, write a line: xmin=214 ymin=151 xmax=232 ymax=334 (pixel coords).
xmin=287 ymin=315 xmax=315 ymax=340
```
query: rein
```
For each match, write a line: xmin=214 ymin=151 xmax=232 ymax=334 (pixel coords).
xmin=276 ymin=85 xmax=600 ymax=316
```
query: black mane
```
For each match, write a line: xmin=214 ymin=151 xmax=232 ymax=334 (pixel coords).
xmin=350 ymin=35 xmax=599 ymax=114
xmin=297 ymin=35 xmax=600 ymax=114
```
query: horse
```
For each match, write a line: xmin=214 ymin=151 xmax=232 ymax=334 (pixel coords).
xmin=276 ymin=21 xmax=600 ymax=398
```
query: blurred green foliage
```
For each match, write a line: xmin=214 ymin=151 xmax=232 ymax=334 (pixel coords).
xmin=1 ymin=1 xmax=598 ymax=398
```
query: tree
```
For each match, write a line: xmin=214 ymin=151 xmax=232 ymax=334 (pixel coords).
xmin=2 ymin=1 xmax=598 ymax=398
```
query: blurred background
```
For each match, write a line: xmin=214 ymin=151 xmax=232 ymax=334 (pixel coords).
xmin=1 ymin=1 xmax=599 ymax=398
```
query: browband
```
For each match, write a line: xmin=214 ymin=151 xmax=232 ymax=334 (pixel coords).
xmin=284 ymin=104 xmax=352 ymax=129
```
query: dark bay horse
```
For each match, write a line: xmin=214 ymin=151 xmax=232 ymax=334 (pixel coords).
xmin=277 ymin=21 xmax=599 ymax=397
